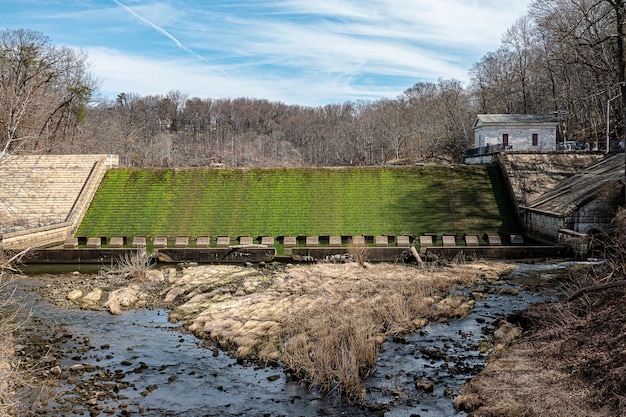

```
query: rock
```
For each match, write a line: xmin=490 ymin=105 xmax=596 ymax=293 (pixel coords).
xmin=145 ymin=270 xmax=165 ymax=282
xmin=163 ymin=287 xmax=186 ymax=303
xmin=454 ymin=393 xmax=483 ymax=412
xmin=50 ymin=365 xmax=62 ymax=376
xmin=104 ymin=286 xmax=141 ymax=315
xmin=433 ymin=295 xmax=475 ymax=319
xmin=67 ymin=289 xmax=84 ymax=301
xmin=412 ymin=318 xmax=429 ymax=328
xmin=457 ymin=300 xmax=476 ymax=318
xmin=414 ymin=377 xmax=435 ymax=392
xmin=83 ymin=288 xmax=104 ymax=303
xmin=368 ymin=402 xmax=389 ymax=412
xmin=494 ymin=322 xmax=522 ymax=346
xmin=499 ymin=286 xmax=520 ymax=296
xmin=165 ymin=268 xmax=178 ymax=282
xmin=70 ymin=364 xmax=86 ymax=373
xmin=419 ymin=347 xmax=445 ymax=361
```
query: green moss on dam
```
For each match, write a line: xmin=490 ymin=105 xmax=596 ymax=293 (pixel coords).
xmin=76 ymin=165 xmax=517 ymax=240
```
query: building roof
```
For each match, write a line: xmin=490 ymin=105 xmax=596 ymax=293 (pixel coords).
xmin=523 ymin=153 xmax=624 ymax=216
xmin=474 ymin=114 xmax=559 ymax=128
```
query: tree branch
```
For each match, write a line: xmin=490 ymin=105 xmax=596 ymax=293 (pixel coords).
xmin=567 ymin=279 xmax=626 ymax=301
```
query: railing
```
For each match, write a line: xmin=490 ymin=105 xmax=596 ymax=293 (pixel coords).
xmin=464 ymin=144 xmax=505 ymax=157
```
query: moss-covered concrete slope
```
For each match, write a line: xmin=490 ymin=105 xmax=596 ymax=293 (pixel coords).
xmin=76 ymin=165 xmax=517 ymax=239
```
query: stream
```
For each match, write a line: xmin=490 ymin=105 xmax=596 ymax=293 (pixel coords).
xmin=14 ymin=262 xmax=571 ymax=416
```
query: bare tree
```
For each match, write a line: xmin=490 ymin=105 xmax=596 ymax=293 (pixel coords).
xmin=0 ymin=29 xmax=99 ymax=158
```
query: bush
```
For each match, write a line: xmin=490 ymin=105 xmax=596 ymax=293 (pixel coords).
xmin=100 ymin=250 xmax=154 ymax=284
xmin=347 ymin=238 xmax=368 ymax=267
xmin=0 ymin=272 xmax=27 ymax=417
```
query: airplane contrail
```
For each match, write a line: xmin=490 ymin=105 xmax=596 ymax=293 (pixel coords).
xmin=112 ymin=0 xmax=209 ymax=64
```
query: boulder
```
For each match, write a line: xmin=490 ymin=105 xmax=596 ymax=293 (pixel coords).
xmin=414 ymin=377 xmax=435 ymax=392
xmin=104 ymin=286 xmax=141 ymax=315
xmin=67 ymin=289 xmax=84 ymax=301
xmin=454 ymin=393 xmax=483 ymax=412
xmin=145 ymin=269 xmax=165 ymax=282
xmin=494 ymin=322 xmax=522 ymax=346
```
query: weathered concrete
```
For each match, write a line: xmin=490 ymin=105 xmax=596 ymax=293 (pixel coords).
xmin=498 ymin=151 xmax=604 ymax=208
xmin=23 ymin=248 xmax=147 ymax=264
xmin=521 ymin=153 xmax=624 ymax=243
xmin=291 ymin=247 xmax=413 ymax=262
xmin=426 ymin=245 xmax=572 ymax=260
xmin=156 ymin=247 xmax=276 ymax=263
xmin=3 ymin=222 xmax=78 ymax=249
xmin=0 ymin=154 xmax=117 ymax=249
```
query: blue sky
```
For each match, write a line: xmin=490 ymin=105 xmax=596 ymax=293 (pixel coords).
xmin=2 ymin=0 xmax=531 ymax=106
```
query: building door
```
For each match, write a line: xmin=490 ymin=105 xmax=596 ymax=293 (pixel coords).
xmin=502 ymin=134 xmax=509 ymax=148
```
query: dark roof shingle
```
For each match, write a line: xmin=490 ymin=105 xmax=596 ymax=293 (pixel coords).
xmin=524 ymin=154 xmax=624 ymax=216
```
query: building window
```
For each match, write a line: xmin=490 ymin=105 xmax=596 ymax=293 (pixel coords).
xmin=532 ymin=133 xmax=538 ymax=146
xmin=502 ymin=134 xmax=509 ymax=147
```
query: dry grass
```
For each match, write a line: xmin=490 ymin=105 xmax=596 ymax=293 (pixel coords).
xmin=461 ymin=340 xmax=606 ymax=417
xmin=0 ymin=271 xmax=42 ymax=417
xmin=165 ymin=261 xmax=511 ymax=403
xmin=460 ymin=209 xmax=626 ymax=417
xmin=100 ymin=250 xmax=154 ymax=284
xmin=0 ymin=246 xmax=29 ymax=416
xmin=347 ymin=238 xmax=368 ymax=267
xmin=0 ymin=274 xmax=20 ymax=416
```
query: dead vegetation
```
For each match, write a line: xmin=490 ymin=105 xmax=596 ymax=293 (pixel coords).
xmin=100 ymin=250 xmax=154 ymax=284
xmin=0 ymin=245 xmax=25 ymax=416
xmin=165 ymin=261 xmax=513 ymax=404
xmin=0 ymin=249 xmax=47 ymax=417
xmin=48 ymin=251 xmax=166 ymax=315
xmin=0 ymin=273 xmax=20 ymax=416
xmin=347 ymin=238 xmax=368 ymax=267
xmin=460 ymin=208 xmax=626 ymax=416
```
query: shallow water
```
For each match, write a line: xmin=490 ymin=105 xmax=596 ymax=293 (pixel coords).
xmin=16 ymin=263 xmax=566 ymax=416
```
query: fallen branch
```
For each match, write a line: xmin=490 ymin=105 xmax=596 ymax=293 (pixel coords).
xmin=0 ymin=247 xmax=30 ymax=272
xmin=567 ymin=278 xmax=626 ymax=301
xmin=409 ymin=246 xmax=424 ymax=267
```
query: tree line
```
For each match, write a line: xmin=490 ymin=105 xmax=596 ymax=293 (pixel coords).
xmin=1 ymin=1 xmax=626 ymax=167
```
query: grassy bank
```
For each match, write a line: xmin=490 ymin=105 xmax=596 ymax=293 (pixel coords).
xmin=77 ymin=165 xmax=517 ymax=241
xmin=457 ymin=209 xmax=626 ymax=416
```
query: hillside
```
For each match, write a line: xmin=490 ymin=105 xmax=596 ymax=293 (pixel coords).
xmin=76 ymin=165 xmax=517 ymax=242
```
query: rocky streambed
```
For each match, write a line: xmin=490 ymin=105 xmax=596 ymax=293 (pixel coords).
xmin=10 ymin=261 xmax=563 ymax=416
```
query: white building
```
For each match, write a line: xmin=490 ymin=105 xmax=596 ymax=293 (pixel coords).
xmin=473 ymin=114 xmax=559 ymax=152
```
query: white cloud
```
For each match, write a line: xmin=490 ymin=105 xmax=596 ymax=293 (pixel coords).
xmin=87 ymin=47 xmax=398 ymax=105
xmin=66 ymin=0 xmax=533 ymax=105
